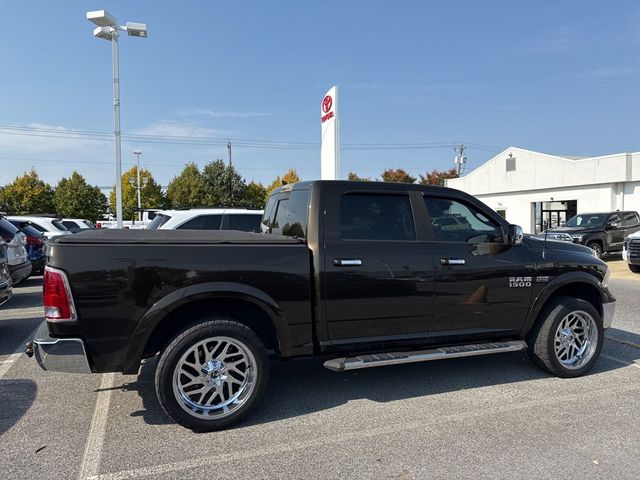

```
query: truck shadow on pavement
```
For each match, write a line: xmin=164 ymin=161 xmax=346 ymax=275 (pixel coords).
xmin=119 ymin=335 xmax=640 ymax=429
xmin=0 ymin=379 xmax=37 ymax=435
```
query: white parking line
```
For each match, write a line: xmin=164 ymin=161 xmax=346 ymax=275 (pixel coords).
xmin=79 ymin=372 xmax=117 ymax=480
xmin=0 ymin=324 xmax=41 ymax=380
xmin=602 ymin=353 xmax=640 ymax=369
xmin=605 ymin=335 xmax=640 ymax=350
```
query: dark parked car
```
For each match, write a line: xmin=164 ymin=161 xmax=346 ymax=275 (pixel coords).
xmin=0 ymin=241 xmax=12 ymax=306
xmin=0 ymin=217 xmax=32 ymax=285
xmin=544 ymin=211 xmax=640 ymax=257
xmin=30 ymin=181 xmax=615 ymax=431
xmin=9 ymin=222 xmax=46 ymax=275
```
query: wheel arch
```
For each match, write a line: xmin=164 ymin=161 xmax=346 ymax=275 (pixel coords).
xmin=522 ymin=272 xmax=608 ymax=338
xmin=585 ymin=237 xmax=604 ymax=252
xmin=123 ymin=282 xmax=291 ymax=374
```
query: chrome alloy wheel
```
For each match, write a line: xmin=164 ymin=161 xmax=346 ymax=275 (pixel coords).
xmin=554 ymin=311 xmax=598 ymax=370
xmin=172 ymin=336 xmax=257 ymax=419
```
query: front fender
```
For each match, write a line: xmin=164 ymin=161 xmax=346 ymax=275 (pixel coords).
xmin=522 ymin=271 xmax=613 ymax=337
xmin=123 ymin=282 xmax=292 ymax=374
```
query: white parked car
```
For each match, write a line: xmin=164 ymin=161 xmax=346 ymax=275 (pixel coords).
xmin=622 ymin=230 xmax=640 ymax=273
xmin=146 ymin=208 xmax=263 ymax=232
xmin=7 ymin=216 xmax=72 ymax=240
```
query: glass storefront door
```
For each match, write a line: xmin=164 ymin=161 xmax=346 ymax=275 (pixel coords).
xmin=533 ymin=200 xmax=577 ymax=233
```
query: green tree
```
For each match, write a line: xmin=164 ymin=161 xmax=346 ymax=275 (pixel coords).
xmin=109 ymin=166 xmax=166 ymax=220
xmin=54 ymin=171 xmax=108 ymax=222
xmin=381 ymin=168 xmax=416 ymax=183
xmin=265 ymin=168 xmax=301 ymax=200
xmin=0 ymin=169 xmax=55 ymax=214
xmin=347 ymin=171 xmax=371 ymax=181
xmin=240 ymin=181 xmax=267 ymax=209
xmin=166 ymin=162 xmax=208 ymax=208
xmin=418 ymin=168 xmax=459 ymax=186
xmin=201 ymin=160 xmax=248 ymax=207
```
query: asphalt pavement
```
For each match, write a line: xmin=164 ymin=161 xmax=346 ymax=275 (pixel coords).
xmin=1 ymin=272 xmax=639 ymax=480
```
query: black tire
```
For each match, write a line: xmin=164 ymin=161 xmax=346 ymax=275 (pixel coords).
xmin=528 ymin=296 xmax=603 ymax=378
xmin=155 ymin=318 xmax=270 ymax=432
xmin=629 ymin=263 xmax=640 ymax=273
xmin=586 ymin=241 xmax=603 ymax=258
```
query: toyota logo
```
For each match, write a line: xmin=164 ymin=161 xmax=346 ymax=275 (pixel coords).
xmin=322 ymin=95 xmax=333 ymax=113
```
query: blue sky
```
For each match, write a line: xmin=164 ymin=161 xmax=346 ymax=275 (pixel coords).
xmin=2 ymin=1 xmax=640 ymax=188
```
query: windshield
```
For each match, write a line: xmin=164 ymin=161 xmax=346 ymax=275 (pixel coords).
xmin=564 ymin=214 xmax=607 ymax=228
xmin=146 ymin=214 xmax=172 ymax=230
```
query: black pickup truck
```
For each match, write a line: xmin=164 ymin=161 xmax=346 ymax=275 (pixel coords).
xmin=30 ymin=181 xmax=616 ymax=431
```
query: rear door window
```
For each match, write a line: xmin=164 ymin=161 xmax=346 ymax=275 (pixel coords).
xmin=51 ymin=220 xmax=69 ymax=231
xmin=62 ymin=221 xmax=77 ymax=230
xmin=261 ymin=195 xmax=278 ymax=233
xmin=176 ymin=214 xmax=223 ymax=230
xmin=146 ymin=214 xmax=172 ymax=230
xmin=270 ymin=190 xmax=310 ymax=239
xmin=341 ymin=193 xmax=415 ymax=241
xmin=225 ymin=214 xmax=262 ymax=232
xmin=24 ymin=221 xmax=46 ymax=233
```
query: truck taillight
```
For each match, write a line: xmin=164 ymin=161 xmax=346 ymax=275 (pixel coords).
xmin=43 ymin=266 xmax=76 ymax=322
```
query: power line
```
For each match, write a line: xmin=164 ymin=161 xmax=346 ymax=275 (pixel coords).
xmin=0 ymin=123 xmax=501 ymax=152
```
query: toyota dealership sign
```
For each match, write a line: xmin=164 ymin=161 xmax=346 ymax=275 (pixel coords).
xmin=320 ymin=85 xmax=340 ymax=180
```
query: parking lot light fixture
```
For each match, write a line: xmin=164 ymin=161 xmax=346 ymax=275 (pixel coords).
xmin=86 ymin=10 xmax=148 ymax=229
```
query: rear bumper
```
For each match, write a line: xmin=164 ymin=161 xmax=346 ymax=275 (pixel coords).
xmin=29 ymin=258 xmax=45 ymax=274
xmin=602 ymin=301 xmax=616 ymax=329
xmin=32 ymin=322 xmax=92 ymax=373
xmin=0 ymin=283 xmax=12 ymax=306
xmin=9 ymin=261 xmax=32 ymax=285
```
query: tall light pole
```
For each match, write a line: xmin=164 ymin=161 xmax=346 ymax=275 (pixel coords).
xmin=133 ymin=149 xmax=143 ymax=219
xmin=86 ymin=10 xmax=148 ymax=228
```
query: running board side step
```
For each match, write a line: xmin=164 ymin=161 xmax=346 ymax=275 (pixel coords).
xmin=323 ymin=340 xmax=528 ymax=372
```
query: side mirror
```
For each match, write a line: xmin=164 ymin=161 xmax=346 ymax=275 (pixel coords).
xmin=508 ymin=224 xmax=524 ymax=245
xmin=606 ymin=222 xmax=619 ymax=230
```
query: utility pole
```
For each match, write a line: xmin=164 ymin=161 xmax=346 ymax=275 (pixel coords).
xmin=454 ymin=143 xmax=467 ymax=175
xmin=227 ymin=139 xmax=232 ymax=167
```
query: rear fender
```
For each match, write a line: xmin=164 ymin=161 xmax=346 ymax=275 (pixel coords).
xmin=123 ymin=282 xmax=291 ymax=374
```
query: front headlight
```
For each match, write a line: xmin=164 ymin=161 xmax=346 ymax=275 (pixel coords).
xmin=571 ymin=234 xmax=584 ymax=242
xmin=602 ymin=268 xmax=610 ymax=288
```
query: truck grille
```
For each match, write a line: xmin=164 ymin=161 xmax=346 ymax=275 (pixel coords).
xmin=629 ymin=239 xmax=640 ymax=258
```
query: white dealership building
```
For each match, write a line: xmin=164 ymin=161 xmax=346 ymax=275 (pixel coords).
xmin=446 ymin=147 xmax=640 ymax=234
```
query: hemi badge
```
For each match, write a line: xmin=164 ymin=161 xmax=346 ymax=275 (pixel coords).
xmin=535 ymin=276 xmax=550 ymax=283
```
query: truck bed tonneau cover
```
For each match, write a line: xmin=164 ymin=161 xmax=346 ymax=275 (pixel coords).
xmin=53 ymin=229 xmax=303 ymax=245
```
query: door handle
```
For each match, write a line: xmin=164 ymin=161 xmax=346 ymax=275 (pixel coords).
xmin=440 ymin=258 xmax=466 ymax=266
xmin=333 ymin=258 xmax=363 ymax=267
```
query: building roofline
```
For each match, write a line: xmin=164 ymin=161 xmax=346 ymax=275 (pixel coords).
xmin=455 ymin=146 xmax=640 ymax=181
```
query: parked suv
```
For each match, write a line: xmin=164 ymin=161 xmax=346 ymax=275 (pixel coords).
xmin=7 ymin=216 xmax=72 ymax=240
xmin=146 ymin=209 xmax=263 ymax=232
xmin=545 ymin=211 xmax=640 ymax=257
xmin=0 ymin=217 xmax=32 ymax=285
